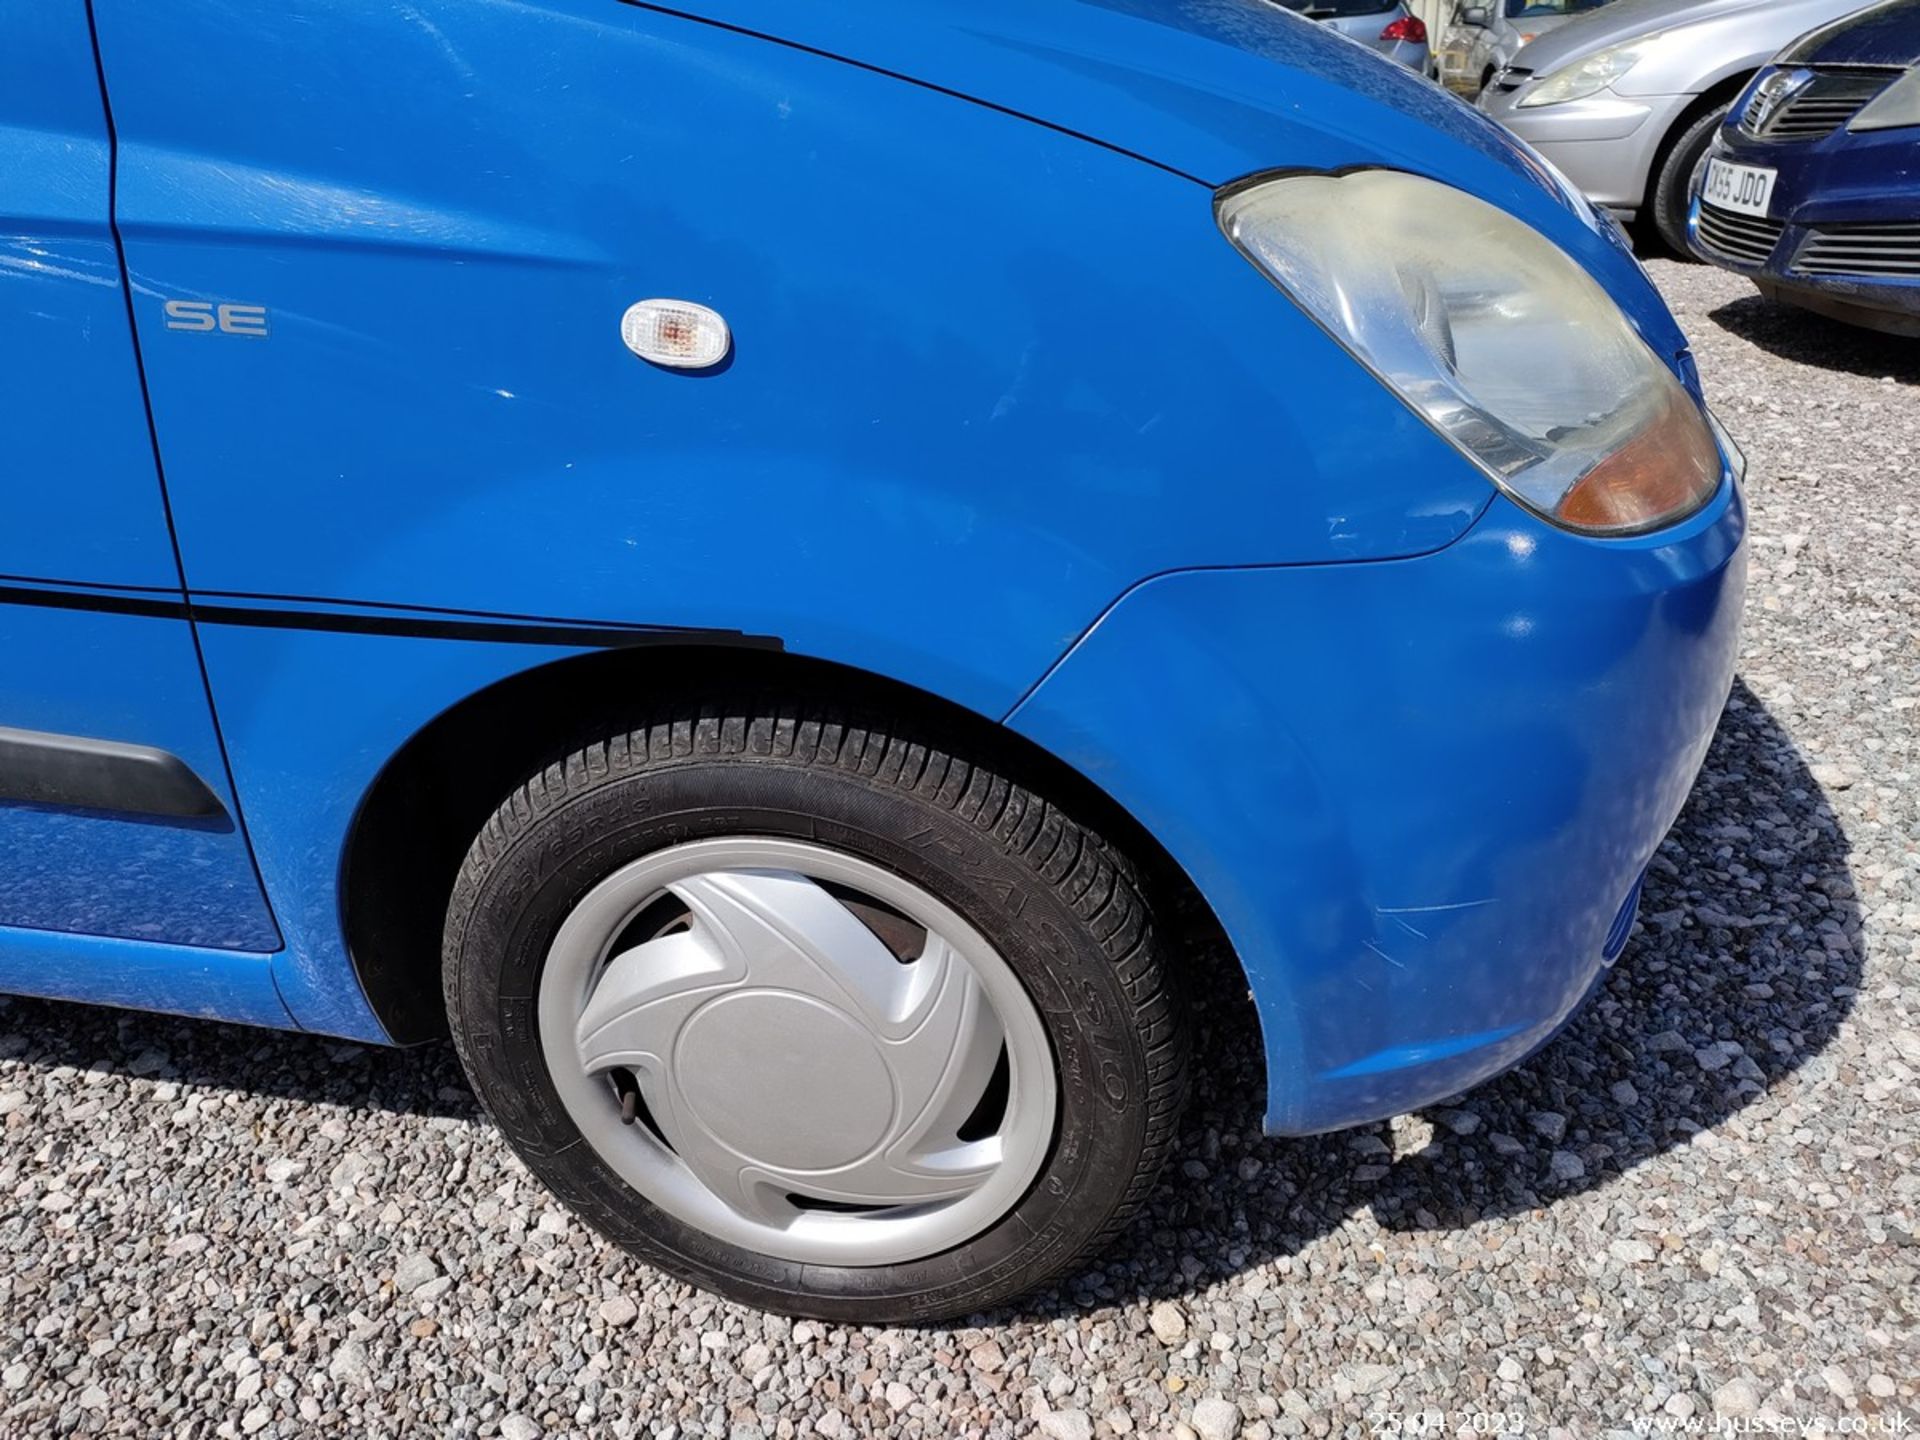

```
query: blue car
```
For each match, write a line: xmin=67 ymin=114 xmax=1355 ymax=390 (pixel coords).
xmin=1692 ymin=0 xmax=1920 ymax=334
xmin=3 ymin=0 xmax=1743 ymax=1320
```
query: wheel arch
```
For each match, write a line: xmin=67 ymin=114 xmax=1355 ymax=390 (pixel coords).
xmin=341 ymin=641 xmax=1254 ymax=1067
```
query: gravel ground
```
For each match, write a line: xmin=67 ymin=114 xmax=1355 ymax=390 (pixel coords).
xmin=1 ymin=258 xmax=1915 ymax=1439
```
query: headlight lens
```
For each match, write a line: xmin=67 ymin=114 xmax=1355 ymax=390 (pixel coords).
xmin=1518 ymin=36 xmax=1661 ymax=108
xmin=1216 ymin=169 xmax=1721 ymax=536
xmin=1850 ymin=66 xmax=1920 ymax=132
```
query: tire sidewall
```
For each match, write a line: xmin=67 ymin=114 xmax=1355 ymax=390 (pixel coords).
xmin=1655 ymin=103 xmax=1731 ymax=257
xmin=447 ymin=753 xmax=1155 ymax=1320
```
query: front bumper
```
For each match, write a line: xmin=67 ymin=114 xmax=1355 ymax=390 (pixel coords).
xmin=1690 ymin=125 xmax=1920 ymax=335
xmin=1479 ymin=83 xmax=1693 ymax=216
xmin=1010 ymin=467 xmax=1746 ymax=1135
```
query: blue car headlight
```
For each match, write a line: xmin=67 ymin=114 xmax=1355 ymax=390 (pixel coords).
xmin=1216 ymin=169 xmax=1721 ymax=537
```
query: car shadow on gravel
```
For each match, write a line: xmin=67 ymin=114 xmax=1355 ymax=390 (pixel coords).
xmin=0 ymin=997 xmax=476 ymax=1124
xmin=1704 ymin=293 xmax=1920 ymax=383
xmin=1029 ymin=678 xmax=1863 ymax=1317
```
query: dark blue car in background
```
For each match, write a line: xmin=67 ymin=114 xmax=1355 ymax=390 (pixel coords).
xmin=1692 ymin=0 xmax=1920 ymax=333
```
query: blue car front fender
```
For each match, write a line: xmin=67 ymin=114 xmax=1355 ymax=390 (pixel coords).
xmin=1009 ymin=482 xmax=1747 ymax=1134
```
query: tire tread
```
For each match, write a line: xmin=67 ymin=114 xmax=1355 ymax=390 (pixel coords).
xmin=443 ymin=695 xmax=1188 ymax=1314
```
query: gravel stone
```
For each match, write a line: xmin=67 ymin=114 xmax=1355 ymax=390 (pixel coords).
xmin=1714 ymin=1379 xmax=1762 ymax=1418
xmin=326 ymin=1339 xmax=369 ymax=1389
xmin=1148 ymin=1300 xmax=1188 ymax=1345
xmin=1345 ymin=1364 xmax=1399 ymax=1395
xmin=392 ymin=1251 xmax=439 ymax=1294
xmin=1810 ymin=762 xmax=1854 ymax=790
xmin=0 ymin=259 xmax=1911 ymax=1437
xmin=1191 ymin=1396 xmax=1242 ymax=1440
xmin=1039 ymin=1408 xmax=1093 ymax=1440
xmin=969 ymin=1338 xmax=1006 ymax=1372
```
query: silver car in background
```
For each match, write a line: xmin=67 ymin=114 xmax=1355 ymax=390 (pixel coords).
xmin=1279 ymin=0 xmax=1436 ymax=73
xmin=1477 ymin=0 xmax=1875 ymax=252
xmin=1442 ymin=0 xmax=1615 ymax=94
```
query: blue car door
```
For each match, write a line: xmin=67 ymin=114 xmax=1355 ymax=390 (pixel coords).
xmin=0 ymin=7 xmax=282 ymax=1015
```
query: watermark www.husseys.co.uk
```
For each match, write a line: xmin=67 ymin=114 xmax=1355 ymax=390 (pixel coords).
xmin=1630 ymin=1414 xmax=1913 ymax=1436
xmin=1366 ymin=1412 xmax=1912 ymax=1437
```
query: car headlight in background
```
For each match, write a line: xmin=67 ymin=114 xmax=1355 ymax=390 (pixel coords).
xmin=1216 ymin=170 xmax=1721 ymax=537
xmin=1850 ymin=66 xmax=1920 ymax=131
xmin=1518 ymin=34 xmax=1664 ymax=108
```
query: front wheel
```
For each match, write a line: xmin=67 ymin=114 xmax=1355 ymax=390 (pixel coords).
xmin=1652 ymin=102 xmax=1733 ymax=257
xmin=442 ymin=700 xmax=1188 ymax=1321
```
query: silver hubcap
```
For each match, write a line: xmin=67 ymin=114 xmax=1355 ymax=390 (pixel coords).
xmin=537 ymin=837 xmax=1057 ymax=1266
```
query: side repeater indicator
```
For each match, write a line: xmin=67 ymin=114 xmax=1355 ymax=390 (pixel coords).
xmin=164 ymin=300 xmax=270 ymax=338
xmin=621 ymin=299 xmax=729 ymax=370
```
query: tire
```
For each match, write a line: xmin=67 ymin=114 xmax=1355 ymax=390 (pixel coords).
xmin=442 ymin=698 xmax=1188 ymax=1322
xmin=1652 ymin=102 xmax=1733 ymax=258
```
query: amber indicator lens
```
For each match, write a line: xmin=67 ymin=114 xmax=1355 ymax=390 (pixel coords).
xmin=1557 ymin=389 xmax=1721 ymax=535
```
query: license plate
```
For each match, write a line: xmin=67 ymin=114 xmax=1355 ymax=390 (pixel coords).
xmin=1701 ymin=158 xmax=1777 ymax=219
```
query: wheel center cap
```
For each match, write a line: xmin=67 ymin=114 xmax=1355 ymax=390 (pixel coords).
xmin=674 ymin=991 xmax=896 ymax=1171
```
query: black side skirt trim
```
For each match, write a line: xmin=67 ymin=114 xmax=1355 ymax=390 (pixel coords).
xmin=0 ymin=724 xmax=227 ymax=820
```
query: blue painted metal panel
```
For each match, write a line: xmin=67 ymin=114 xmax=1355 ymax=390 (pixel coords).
xmin=0 ymin=3 xmax=179 ymax=588
xmin=0 ymin=923 xmax=289 ymax=1030
xmin=1010 ymin=481 xmax=1746 ymax=1134
xmin=193 ymin=617 xmax=603 ymax=1041
xmin=1782 ymin=0 xmax=1920 ymax=66
xmin=0 ymin=596 xmax=281 ymax=951
xmin=95 ymin=0 xmax=1494 ymax=721
xmin=0 ymin=8 xmax=283 ymax=967
xmin=614 ymin=0 xmax=1691 ymax=355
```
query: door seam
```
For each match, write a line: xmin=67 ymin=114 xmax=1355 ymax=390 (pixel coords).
xmin=82 ymin=0 xmax=291 ymax=964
